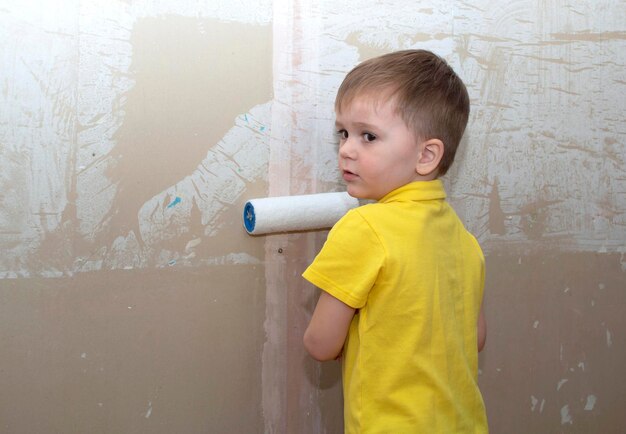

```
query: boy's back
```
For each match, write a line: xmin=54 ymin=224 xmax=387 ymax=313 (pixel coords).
xmin=303 ymin=179 xmax=487 ymax=433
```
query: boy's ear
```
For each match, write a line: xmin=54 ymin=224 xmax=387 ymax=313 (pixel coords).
xmin=416 ymin=138 xmax=444 ymax=177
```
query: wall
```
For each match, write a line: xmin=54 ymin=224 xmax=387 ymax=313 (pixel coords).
xmin=0 ymin=2 xmax=275 ymax=432
xmin=1 ymin=1 xmax=624 ymax=433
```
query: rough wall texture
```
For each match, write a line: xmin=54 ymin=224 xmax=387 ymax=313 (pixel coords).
xmin=0 ymin=1 xmax=624 ymax=433
xmin=1 ymin=2 xmax=274 ymax=433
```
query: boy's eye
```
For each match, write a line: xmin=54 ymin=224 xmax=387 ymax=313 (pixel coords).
xmin=337 ymin=129 xmax=348 ymax=140
xmin=363 ymin=133 xmax=377 ymax=142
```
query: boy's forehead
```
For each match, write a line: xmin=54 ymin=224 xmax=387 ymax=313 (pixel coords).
xmin=337 ymin=89 xmax=399 ymax=116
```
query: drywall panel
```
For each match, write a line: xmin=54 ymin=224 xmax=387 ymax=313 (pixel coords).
xmin=481 ymin=251 xmax=625 ymax=433
xmin=0 ymin=267 xmax=266 ymax=433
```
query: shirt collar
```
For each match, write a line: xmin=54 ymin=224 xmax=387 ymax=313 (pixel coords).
xmin=378 ymin=180 xmax=447 ymax=204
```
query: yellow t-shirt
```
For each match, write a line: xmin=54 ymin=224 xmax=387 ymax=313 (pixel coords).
xmin=303 ymin=180 xmax=488 ymax=434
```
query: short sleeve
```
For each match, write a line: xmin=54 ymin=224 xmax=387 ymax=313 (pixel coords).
xmin=302 ymin=209 xmax=385 ymax=309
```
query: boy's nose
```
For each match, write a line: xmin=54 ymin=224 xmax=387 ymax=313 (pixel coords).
xmin=339 ymin=138 xmax=357 ymax=159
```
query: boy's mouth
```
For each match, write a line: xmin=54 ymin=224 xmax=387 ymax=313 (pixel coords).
xmin=342 ymin=170 xmax=358 ymax=182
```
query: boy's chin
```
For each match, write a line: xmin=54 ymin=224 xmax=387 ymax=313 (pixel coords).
xmin=346 ymin=188 xmax=377 ymax=201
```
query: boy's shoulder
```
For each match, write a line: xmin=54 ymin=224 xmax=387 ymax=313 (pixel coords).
xmin=345 ymin=202 xmax=387 ymax=224
xmin=329 ymin=205 xmax=386 ymax=244
xmin=341 ymin=201 xmax=410 ymax=237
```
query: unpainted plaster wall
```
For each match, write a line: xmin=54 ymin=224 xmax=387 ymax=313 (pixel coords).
xmin=1 ymin=2 xmax=275 ymax=432
xmin=1 ymin=1 xmax=625 ymax=433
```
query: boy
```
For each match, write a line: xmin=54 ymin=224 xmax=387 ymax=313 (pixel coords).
xmin=302 ymin=50 xmax=488 ymax=433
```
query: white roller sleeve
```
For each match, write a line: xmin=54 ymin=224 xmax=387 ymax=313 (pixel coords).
xmin=243 ymin=192 xmax=359 ymax=235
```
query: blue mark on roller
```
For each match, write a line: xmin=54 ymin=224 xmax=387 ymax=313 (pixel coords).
xmin=167 ymin=197 xmax=181 ymax=209
xmin=243 ymin=202 xmax=256 ymax=233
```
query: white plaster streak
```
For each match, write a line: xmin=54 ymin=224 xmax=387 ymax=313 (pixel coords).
xmin=561 ymin=405 xmax=573 ymax=425
xmin=446 ymin=0 xmax=626 ymax=253
xmin=144 ymin=401 xmax=152 ymax=419
xmin=0 ymin=3 xmax=273 ymax=277
xmin=0 ymin=3 xmax=78 ymax=275
xmin=130 ymin=1 xmax=272 ymax=25
xmin=606 ymin=329 xmax=613 ymax=348
xmin=533 ymin=320 xmax=539 ymax=329
xmin=584 ymin=395 xmax=597 ymax=411
xmin=185 ymin=238 xmax=202 ymax=252
xmin=530 ymin=395 xmax=538 ymax=411
xmin=578 ymin=362 xmax=585 ymax=371
xmin=540 ymin=399 xmax=545 ymax=413
xmin=202 ymin=253 xmax=261 ymax=266
xmin=138 ymin=102 xmax=271 ymax=251
xmin=75 ymin=3 xmax=134 ymax=242
xmin=557 ymin=378 xmax=568 ymax=391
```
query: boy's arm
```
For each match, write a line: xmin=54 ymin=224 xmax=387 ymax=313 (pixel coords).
xmin=304 ymin=291 xmax=356 ymax=362
xmin=477 ymin=305 xmax=486 ymax=352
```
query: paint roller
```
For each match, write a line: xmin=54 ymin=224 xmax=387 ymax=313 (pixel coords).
xmin=243 ymin=192 xmax=360 ymax=235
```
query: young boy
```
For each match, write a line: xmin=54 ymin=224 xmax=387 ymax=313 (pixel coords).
xmin=302 ymin=50 xmax=488 ymax=433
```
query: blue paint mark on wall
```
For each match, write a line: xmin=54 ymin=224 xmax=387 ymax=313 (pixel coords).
xmin=167 ymin=197 xmax=181 ymax=209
